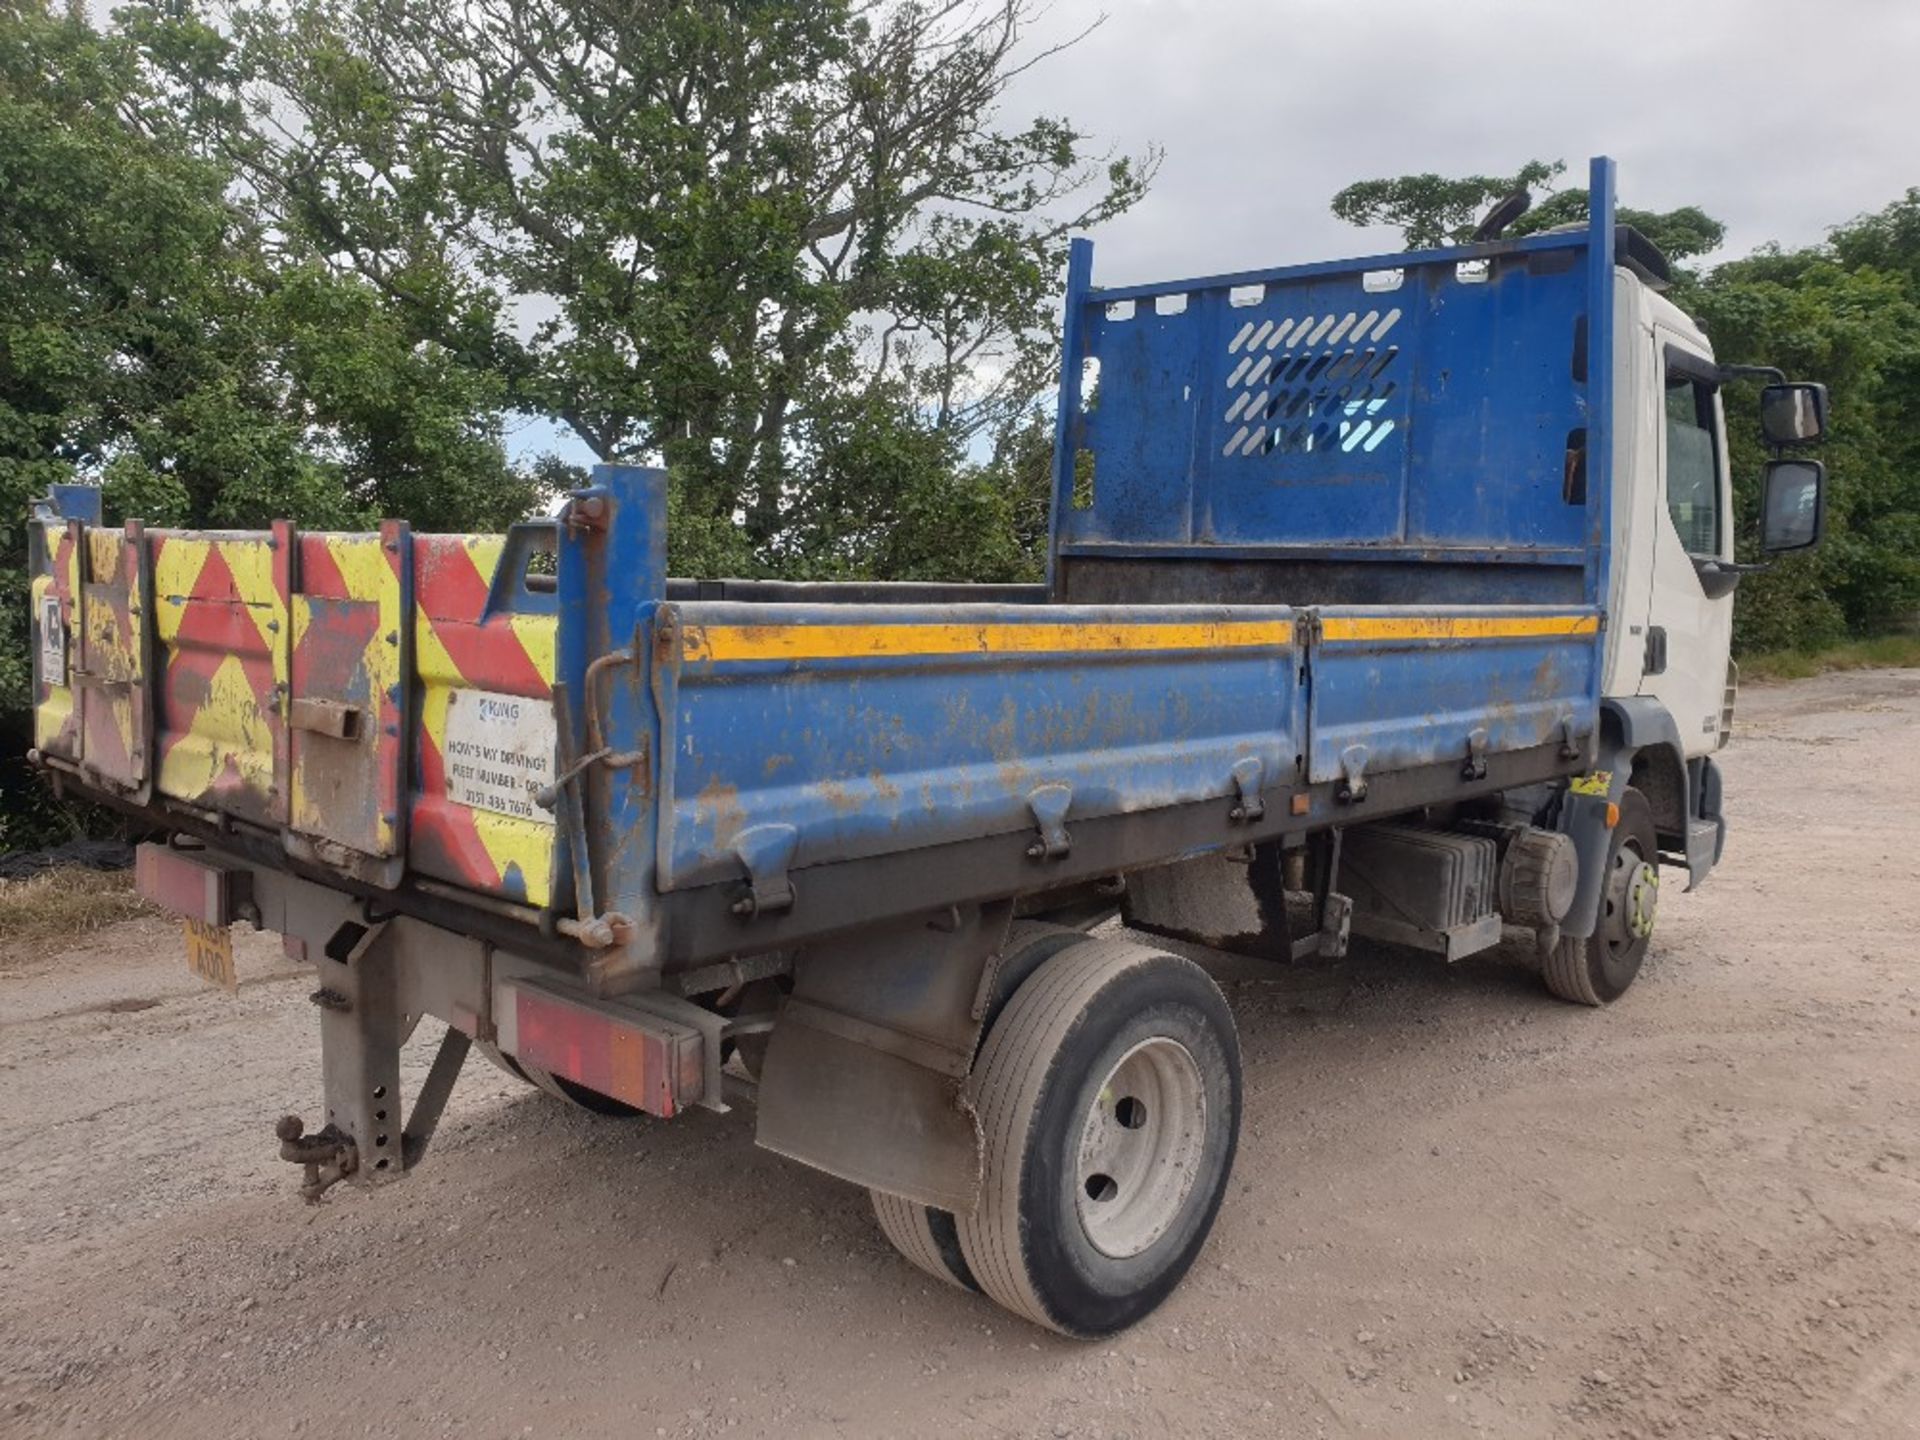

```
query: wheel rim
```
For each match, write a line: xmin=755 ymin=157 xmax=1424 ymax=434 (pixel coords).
xmin=1072 ymin=1037 xmax=1208 ymax=1259
xmin=1602 ymin=841 xmax=1658 ymax=953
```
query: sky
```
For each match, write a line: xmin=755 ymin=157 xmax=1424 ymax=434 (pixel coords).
xmin=512 ymin=0 xmax=1920 ymax=465
xmin=1004 ymin=0 xmax=1920 ymax=287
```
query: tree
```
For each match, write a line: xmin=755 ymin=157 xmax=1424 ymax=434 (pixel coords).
xmin=1330 ymin=159 xmax=1564 ymax=250
xmin=1695 ymin=244 xmax=1920 ymax=651
xmin=134 ymin=0 xmax=1154 ymax=562
xmin=1511 ymin=189 xmax=1726 ymax=269
xmin=0 ymin=0 xmax=541 ymax=843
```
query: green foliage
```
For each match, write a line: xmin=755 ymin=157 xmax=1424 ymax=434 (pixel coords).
xmin=1512 ymin=189 xmax=1727 ymax=266
xmin=1695 ymin=236 xmax=1920 ymax=651
xmin=1330 ymin=160 xmax=1564 ymax=249
xmin=1 ymin=0 xmax=1140 ymax=846
xmin=133 ymin=0 xmax=1152 ymax=564
xmin=0 ymin=0 xmax=543 ymax=846
xmin=1737 ymin=632 xmax=1920 ymax=683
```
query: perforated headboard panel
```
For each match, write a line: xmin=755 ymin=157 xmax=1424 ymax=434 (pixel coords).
xmin=1056 ymin=235 xmax=1601 ymax=558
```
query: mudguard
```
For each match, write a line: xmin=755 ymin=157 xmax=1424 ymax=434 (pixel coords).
xmin=1558 ymin=697 xmax=1697 ymax=940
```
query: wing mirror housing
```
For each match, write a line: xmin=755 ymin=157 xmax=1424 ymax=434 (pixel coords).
xmin=1759 ymin=382 xmax=1829 ymax=446
xmin=1761 ymin=459 xmax=1825 ymax=553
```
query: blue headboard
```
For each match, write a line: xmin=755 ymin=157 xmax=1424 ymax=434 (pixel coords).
xmin=1050 ymin=157 xmax=1619 ymax=610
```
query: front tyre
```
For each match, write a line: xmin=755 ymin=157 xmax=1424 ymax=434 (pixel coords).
xmin=1544 ymin=786 xmax=1659 ymax=1006
xmin=957 ymin=938 xmax=1241 ymax=1338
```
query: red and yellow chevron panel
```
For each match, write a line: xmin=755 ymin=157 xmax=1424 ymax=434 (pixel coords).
xmin=290 ymin=530 xmax=405 ymax=859
xmin=31 ymin=523 xmax=80 ymax=758
xmin=76 ymin=525 xmax=152 ymax=791
xmin=151 ymin=530 xmax=289 ymax=825
xmin=409 ymin=534 xmax=557 ymax=908
xmin=33 ymin=518 xmax=559 ymax=912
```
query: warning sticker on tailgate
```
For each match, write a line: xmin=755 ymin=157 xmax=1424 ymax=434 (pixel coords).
xmin=443 ymin=688 xmax=556 ymax=823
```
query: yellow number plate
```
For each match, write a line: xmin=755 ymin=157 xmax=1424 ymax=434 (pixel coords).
xmin=183 ymin=918 xmax=236 ymax=992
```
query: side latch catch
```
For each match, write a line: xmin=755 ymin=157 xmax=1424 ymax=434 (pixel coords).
xmin=730 ymin=823 xmax=798 ymax=918
xmin=1228 ymin=756 xmax=1265 ymax=823
xmin=1461 ymin=726 xmax=1489 ymax=781
xmin=1025 ymin=782 xmax=1073 ymax=861
xmin=1335 ymin=745 xmax=1370 ymax=804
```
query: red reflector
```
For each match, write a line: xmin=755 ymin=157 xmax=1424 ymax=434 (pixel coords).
xmin=503 ymin=983 xmax=705 ymax=1118
xmin=134 ymin=842 xmax=249 ymax=925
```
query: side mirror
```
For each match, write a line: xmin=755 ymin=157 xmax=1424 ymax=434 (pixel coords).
xmin=1761 ymin=459 xmax=1825 ymax=553
xmin=1759 ymin=382 xmax=1828 ymax=445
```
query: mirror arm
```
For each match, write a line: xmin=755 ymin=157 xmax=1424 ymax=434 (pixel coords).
xmin=1690 ymin=557 xmax=1757 ymax=601
xmin=1716 ymin=363 xmax=1786 ymax=386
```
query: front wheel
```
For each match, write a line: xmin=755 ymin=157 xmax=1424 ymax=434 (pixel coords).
xmin=1543 ymin=786 xmax=1659 ymax=1006
xmin=957 ymin=937 xmax=1241 ymax=1337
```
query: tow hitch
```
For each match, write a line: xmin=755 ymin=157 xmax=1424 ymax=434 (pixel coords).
xmin=274 ymin=1024 xmax=473 ymax=1201
xmin=275 ymin=1116 xmax=357 ymax=1203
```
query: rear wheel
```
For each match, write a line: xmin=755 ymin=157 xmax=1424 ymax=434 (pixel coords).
xmin=957 ymin=937 xmax=1240 ymax=1337
xmin=475 ymin=1041 xmax=644 ymax=1118
xmin=1544 ymin=787 xmax=1659 ymax=1006
xmin=867 ymin=920 xmax=1086 ymax=1290
xmin=870 ymin=1190 xmax=978 ymax=1291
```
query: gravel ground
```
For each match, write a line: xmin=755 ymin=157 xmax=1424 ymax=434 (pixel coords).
xmin=2 ymin=669 xmax=1917 ymax=1439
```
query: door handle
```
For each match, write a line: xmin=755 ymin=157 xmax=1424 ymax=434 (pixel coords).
xmin=289 ymin=698 xmax=364 ymax=740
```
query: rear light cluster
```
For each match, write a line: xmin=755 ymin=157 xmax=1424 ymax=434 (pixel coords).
xmin=496 ymin=980 xmax=705 ymax=1118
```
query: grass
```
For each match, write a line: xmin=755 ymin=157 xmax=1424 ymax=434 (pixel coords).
xmin=0 ymin=867 xmax=155 ymax=953
xmin=1739 ymin=633 xmax=1920 ymax=682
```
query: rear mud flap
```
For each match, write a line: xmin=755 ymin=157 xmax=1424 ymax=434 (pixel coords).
xmin=755 ymin=1015 xmax=982 ymax=1213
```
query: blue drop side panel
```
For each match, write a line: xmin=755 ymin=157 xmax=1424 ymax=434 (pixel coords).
xmin=653 ymin=603 xmax=1300 ymax=892
xmin=1306 ymin=608 xmax=1601 ymax=785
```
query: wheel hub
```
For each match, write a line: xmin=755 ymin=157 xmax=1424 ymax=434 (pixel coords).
xmin=1624 ymin=860 xmax=1658 ymax=940
xmin=1072 ymin=1037 xmax=1208 ymax=1259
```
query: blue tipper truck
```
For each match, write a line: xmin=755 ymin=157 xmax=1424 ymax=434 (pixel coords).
xmin=30 ymin=158 xmax=1831 ymax=1336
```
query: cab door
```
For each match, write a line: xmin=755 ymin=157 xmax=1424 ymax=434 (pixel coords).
xmin=1643 ymin=335 xmax=1736 ymax=757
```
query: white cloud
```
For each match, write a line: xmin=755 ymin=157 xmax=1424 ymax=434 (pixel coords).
xmin=998 ymin=0 xmax=1920 ymax=287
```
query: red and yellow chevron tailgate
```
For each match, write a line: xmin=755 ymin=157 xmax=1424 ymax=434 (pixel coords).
xmin=30 ymin=522 xmax=81 ymax=759
xmin=409 ymin=535 xmax=557 ymax=908
xmin=33 ymin=520 xmax=559 ymax=911
xmin=151 ymin=529 xmax=289 ymax=824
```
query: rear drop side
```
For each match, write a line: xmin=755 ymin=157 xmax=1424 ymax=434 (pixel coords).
xmin=30 ymin=515 xmax=563 ymax=910
xmin=408 ymin=532 xmax=561 ymax=908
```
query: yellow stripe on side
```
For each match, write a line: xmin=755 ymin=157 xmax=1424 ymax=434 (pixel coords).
xmin=681 ymin=619 xmax=1296 ymax=664
xmin=1319 ymin=614 xmax=1600 ymax=643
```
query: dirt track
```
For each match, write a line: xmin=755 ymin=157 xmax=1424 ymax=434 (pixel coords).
xmin=2 ymin=669 xmax=1918 ymax=1439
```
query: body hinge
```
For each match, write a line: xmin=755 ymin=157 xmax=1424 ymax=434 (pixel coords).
xmin=1557 ymin=713 xmax=1582 ymax=759
xmin=1462 ymin=726 xmax=1489 ymax=781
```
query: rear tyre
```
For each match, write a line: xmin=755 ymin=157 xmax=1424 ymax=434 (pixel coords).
xmin=867 ymin=920 xmax=1087 ymax=1291
xmin=1544 ymin=787 xmax=1659 ymax=1006
xmin=475 ymin=1041 xmax=644 ymax=1118
xmin=869 ymin=1190 xmax=979 ymax=1292
xmin=957 ymin=937 xmax=1240 ymax=1338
